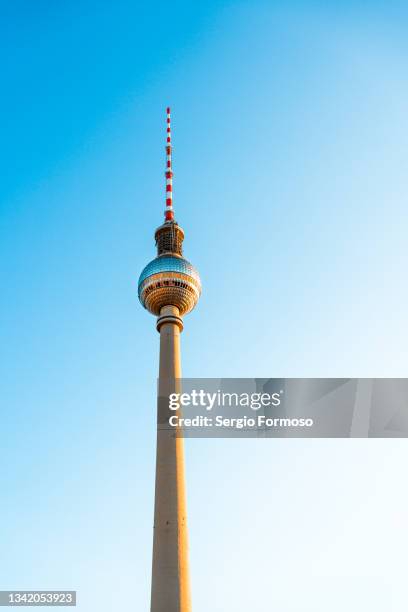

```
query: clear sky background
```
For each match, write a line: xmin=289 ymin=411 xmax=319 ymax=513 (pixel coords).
xmin=1 ymin=1 xmax=407 ymax=610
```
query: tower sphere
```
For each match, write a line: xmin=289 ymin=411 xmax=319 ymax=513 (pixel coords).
xmin=138 ymin=254 xmax=201 ymax=316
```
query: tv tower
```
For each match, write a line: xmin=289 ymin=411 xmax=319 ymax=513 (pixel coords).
xmin=138 ymin=108 xmax=201 ymax=612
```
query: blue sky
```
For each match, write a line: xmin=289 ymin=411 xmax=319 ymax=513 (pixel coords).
xmin=1 ymin=1 xmax=408 ymax=610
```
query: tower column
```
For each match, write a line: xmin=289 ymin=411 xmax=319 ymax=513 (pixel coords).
xmin=151 ymin=305 xmax=192 ymax=612
xmin=139 ymin=108 xmax=201 ymax=612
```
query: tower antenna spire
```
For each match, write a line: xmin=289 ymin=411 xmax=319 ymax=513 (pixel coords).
xmin=164 ymin=106 xmax=174 ymax=222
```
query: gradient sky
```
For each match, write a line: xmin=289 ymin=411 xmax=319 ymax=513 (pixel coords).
xmin=1 ymin=1 xmax=408 ymax=611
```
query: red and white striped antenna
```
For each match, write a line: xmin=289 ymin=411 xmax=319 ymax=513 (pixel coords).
xmin=164 ymin=106 xmax=174 ymax=222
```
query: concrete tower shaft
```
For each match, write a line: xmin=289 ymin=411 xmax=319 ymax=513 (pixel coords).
xmin=151 ymin=305 xmax=191 ymax=612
